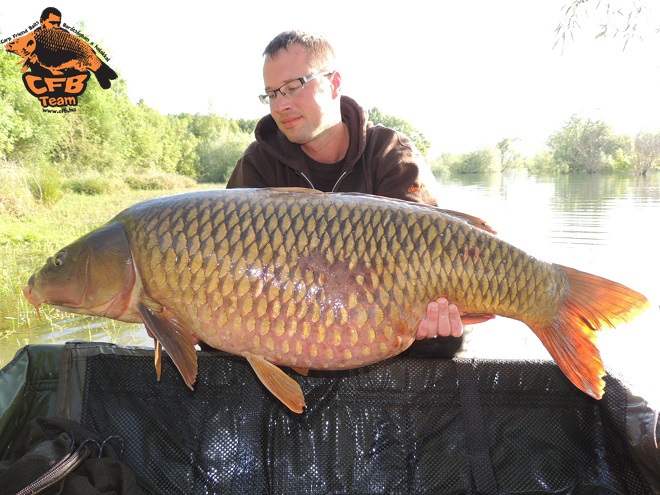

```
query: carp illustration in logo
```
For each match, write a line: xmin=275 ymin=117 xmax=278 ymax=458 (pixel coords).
xmin=4 ymin=7 xmax=118 ymax=108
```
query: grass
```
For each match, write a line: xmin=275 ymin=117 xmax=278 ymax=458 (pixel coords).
xmin=0 ymin=174 xmax=224 ymax=367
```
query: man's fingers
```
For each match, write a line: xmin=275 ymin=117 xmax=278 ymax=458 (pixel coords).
xmin=416 ymin=298 xmax=464 ymax=339
xmin=447 ymin=303 xmax=464 ymax=337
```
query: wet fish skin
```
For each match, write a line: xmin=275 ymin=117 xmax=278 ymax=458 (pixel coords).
xmin=24 ymin=188 xmax=650 ymax=413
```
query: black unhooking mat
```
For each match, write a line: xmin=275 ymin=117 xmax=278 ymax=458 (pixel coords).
xmin=3 ymin=342 xmax=660 ymax=494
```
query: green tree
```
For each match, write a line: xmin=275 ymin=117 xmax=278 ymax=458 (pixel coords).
xmin=0 ymin=51 xmax=69 ymax=168
xmin=234 ymin=118 xmax=259 ymax=135
xmin=195 ymin=128 xmax=252 ymax=183
xmin=496 ymin=138 xmax=521 ymax=171
xmin=454 ymin=148 xmax=497 ymax=174
xmin=632 ymin=131 xmax=660 ymax=175
xmin=547 ymin=115 xmax=622 ymax=173
xmin=367 ymin=107 xmax=431 ymax=158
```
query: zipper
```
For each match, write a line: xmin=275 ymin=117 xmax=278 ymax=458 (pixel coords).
xmin=299 ymin=171 xmax=315 ymax=189
xmin=17 ymin=439 xmax=98 ymax=495
xmin=299 ymin=170 xmax=351 ymax=192
xmin=332 ymin=171 xmax=349 ymax=192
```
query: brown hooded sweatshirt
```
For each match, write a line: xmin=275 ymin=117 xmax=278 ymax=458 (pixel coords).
xmin=227 ymin=96 xmax=438 ymax=206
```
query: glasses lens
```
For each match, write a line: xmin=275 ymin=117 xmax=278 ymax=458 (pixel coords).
xmin=258 ymin=94 xmax=270 ymax=104
xmin=283 ymin=80 xmax=303 ymax=96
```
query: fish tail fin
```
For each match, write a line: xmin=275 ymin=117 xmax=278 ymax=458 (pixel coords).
xmin=530 ymin=264 xmax=649 ymax=400
xmin=94 ymin=62 xmax=118 ymax=89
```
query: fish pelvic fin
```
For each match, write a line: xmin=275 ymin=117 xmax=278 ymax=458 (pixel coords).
xmin=138 ymin=301 xmax=198 ymax=390
xmin=532 ymin=264 xmax=650 ymax=400
xmin=245 ymin=353 xmax=306 ymax=414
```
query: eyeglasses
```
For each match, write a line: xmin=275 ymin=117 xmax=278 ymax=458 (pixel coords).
xmin=258 ymin=71 xmax=334 ymax=105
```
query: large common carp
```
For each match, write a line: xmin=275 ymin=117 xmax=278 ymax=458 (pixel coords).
xmin=24 ymin=188 xmax=649 ymax=413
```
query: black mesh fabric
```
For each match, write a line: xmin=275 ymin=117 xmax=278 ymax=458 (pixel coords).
xmin=73 ymin=347 xmax=655 ymax=495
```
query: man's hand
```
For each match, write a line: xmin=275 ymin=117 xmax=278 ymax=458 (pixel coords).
xmin=416 ymin=297 xmax=463 ymax=339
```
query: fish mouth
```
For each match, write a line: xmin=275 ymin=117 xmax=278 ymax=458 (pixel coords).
xmin=23 ymin=278 xmax=90 ymax=318
xmin=23 ymin=280 xmax=43 ymax=319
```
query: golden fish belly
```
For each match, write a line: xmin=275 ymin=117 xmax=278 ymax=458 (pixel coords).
xmin=124 ymin=189 xmax=563 ymax=369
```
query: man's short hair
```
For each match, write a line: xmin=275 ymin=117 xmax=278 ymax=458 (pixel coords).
xmin=40 ymin=7 xmax=63 ymax=22
xmin=263 ymin=30 xmax=336 ymax=69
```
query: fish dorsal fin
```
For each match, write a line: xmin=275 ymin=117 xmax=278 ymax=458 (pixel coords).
xmin=437 ymin=209 xmax=497 ymax=235
xmin=245 ymin=353 xmax=306 ymax=414
xmin=138 ymin=301 xmax=198 ymax=390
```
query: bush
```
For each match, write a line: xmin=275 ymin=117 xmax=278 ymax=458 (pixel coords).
xmin=432 ymin=148 xmax=498 ymax=174
xmin=196 ymin=132 xmax=252 ymax=183
xmin=0 ymin=162 xmax=35 ymax=216
xmin=27 ymin=166 xmax=64 ymax=206
xmin=124 ymin=173 xmax=197 ymax=191
xmin=66 ymin=175 xmax=128 ymax=195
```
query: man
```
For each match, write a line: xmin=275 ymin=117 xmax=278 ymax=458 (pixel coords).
xmin=227 ymin=30 xmax=463 ymax=346
xmin=39 ymin=7 xmax=64 ymax=30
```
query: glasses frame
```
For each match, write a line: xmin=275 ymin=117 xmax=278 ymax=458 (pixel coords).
xmin=258 ymin=70 xmax=334 ymax=105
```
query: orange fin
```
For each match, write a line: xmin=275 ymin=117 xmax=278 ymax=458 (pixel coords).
xmin=138 ymin=302 xmax=198 ymax=390
xmin=438 ymin=209 xmax=497 ymax=235
xmin=531 ymin=264 xmax=649 ymax=400
xmin=461 ymin=313 xmax=496 ymax=325
xmin=245 ymin=353 xmax=306 ymax=414
xmin=154 ymin=339 xmax=162 ymax=381
xmin=291 ymin=367 xmax=309 ymax=376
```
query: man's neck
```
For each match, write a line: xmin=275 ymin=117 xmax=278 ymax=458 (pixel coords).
xmin=301 ymin=122 xmax=349 ymax=164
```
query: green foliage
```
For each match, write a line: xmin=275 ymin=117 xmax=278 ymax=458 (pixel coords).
xmin=547 ymin=115 xmax=623 ymax=173
xmin=632 ymin=131 xmax=660 ymax=175
xmin=368 ymin=107 xmax=431 ymax=158
xmin=429 ymin=153 xmax=454 ymax=175
xmin=233 ymin=118 xmax=259 ymax=135
xmin=496 ymin=138 xmax=524 ymax=171
xmin=527 ymin=148 xmax=565 ymax=174
xmin=27 ymin=166 xmax=65 ymax=206
xmin=196 ymin=130 xmax=253 ymax=183
xmin=67 ymin=175 xmax=127 ymax=195
xmin=433 ymin=148 xmax=498 ymax=174
xmin=0 ymin=162 xmax=35 ymax=216
xmin=124 ymin=173 xmax=197 ymax=191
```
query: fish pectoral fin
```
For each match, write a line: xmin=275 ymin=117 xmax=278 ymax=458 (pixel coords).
xmin=138 ymin=302 xmax=198 ymax=390
xmin=461 ymin=313 xmax=496 ymax=325
xmin=291 ymin=367 xmax=309 ymax=376
xmin=245 ymin=354 xmax=306 ymax=414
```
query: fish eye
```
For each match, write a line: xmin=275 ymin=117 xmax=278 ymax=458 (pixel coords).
xmin=54 ymin=251 xmax=66 ymax=266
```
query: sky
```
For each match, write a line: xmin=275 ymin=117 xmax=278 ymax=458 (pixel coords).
xmin=2 ymin=0 xmax=659 ymax=157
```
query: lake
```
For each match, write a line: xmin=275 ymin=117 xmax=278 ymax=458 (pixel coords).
xmin=3 ymin=172 xmax=659 ymax=406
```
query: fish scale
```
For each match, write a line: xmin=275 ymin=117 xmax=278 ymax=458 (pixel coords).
xmin=24 ymin=188 xmax=649 ymax=413
xmin=125 ymin=190 xmax=545 ymax=368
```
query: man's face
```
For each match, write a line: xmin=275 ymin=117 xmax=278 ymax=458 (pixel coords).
xmin=41 ymin=13 xmax=62 ymax=29
xmin=263 ymin=44 xmax=337 ymax=145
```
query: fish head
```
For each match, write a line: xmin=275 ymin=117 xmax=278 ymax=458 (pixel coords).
xmin=5 ymin=32 xmax=36 ymax=58
xmin=24 ymin=221 xmax=140 ymax=321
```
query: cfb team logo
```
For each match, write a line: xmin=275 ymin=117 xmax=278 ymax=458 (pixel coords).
xmin=3 ymin=7 xmax=117 ymax=111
